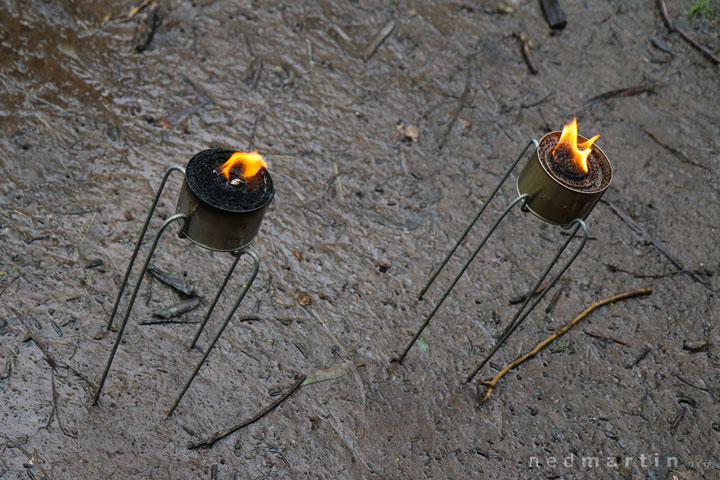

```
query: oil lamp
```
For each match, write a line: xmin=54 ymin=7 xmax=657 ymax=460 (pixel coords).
xmin=395 ymin=119 xmax=613 ymax=384
xmin=92 ymin=148 xmax=273 ymax=417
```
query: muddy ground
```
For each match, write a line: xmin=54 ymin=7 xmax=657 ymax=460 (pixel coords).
xmin=1 ymin=0 xmax=719 ymax=478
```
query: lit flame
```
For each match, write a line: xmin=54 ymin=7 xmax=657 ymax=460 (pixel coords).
xmin=552 ymin=118 xmax=600 ymax=174
xmin=218 ymin=151 xmax=267 ymax=180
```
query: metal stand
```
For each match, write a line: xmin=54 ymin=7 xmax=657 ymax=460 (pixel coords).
xmin=394 ymin=140 xmax=589 ymax=383
xmin=167 ymin=250 xmax=259 ymax=417
xmin=92 ymin=167 xmax=261 ymax=415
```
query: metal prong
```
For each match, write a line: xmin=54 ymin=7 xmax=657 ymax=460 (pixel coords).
xmin=167 ymin=249 xmax=260 ymax=418
xmin=418 ymin=139 xmax=537 ymax=300
xmin=92 ymin=213 xmax=187 ymax=405
xmin=395 ymin=194 xmax=529 ymax=365
xmin=106 ymin=166 xmax=186 ymax=331
xmin=189 ymin=252 xmax=242 ymax=349
xmin=466 ymin=219 xmax=588 ymax=383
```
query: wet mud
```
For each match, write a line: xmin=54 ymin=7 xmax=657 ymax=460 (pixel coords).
xmin=1 ymin=0 xmax=718 ymax=478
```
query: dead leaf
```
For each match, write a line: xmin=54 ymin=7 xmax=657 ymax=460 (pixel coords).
xmin=297 ymin=293 xmax=311 ymax=306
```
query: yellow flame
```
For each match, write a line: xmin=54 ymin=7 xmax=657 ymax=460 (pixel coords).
xmin=552 ymin=118 xmax=600 ymax=174
xmin=218 ymin=151 xmax=267 ymax=180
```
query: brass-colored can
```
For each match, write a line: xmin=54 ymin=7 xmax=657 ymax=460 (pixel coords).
xmin=175 ymin=149 xmax=274 ymax=252
xmin=517 ymin=131 xmax=612 ymax=226
xmin=175 ymin=179 xmax=272 ymax=252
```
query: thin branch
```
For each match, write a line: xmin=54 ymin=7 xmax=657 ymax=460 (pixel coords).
xmin=479 ymin=287 xmax=652 ymax=402
xmin=188 ymin=375 xmax=306 ymax=449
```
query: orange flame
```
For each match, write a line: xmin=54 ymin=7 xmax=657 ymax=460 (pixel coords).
xmin=552 ymin=118 xmax=600 ymax=174
xmin=218 ymin=151 xmax=267 ymax=180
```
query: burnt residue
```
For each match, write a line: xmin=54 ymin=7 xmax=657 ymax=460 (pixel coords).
xmin=185 ymin=149 xmax=273 ymax=212
xmin=539 ymin=135 xmax=612 ymax=192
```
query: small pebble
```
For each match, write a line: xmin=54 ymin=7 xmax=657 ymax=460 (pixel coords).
xmin=405 ymin=124 xmax=419 ymax=142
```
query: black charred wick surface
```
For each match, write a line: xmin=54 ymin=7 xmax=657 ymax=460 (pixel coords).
xmin=539 ymin=136 xmax=611 ymax=192
xmin=551 ymin=141 xmax=589 ymax=180
xmin=185 ymin=148 xmax=273 ymax=212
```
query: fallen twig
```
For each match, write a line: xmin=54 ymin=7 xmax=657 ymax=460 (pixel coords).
xmin=545 ymin=278 xmax=569 ymax=314
xmin=513 ymin=33 xmax=538 ymax=74
xmin=188 ymin=375 xmax=306 ymax=449
xmin=251 ymin=57 xmax=264 ymax=89
xmin=628 ymin=346 xmax=652 ymax=368
xmin=657 ymin=0 xmax=674 ymax=31
xmin=0 ymin=274 xmax=20 ymax=299
xmin=140 ymin=318 xmax=200 ymax=325
xmin=509 ymin=279 xmax=553 ymax=305
xmin=641 ymin=128 xmax=709 ymax=171
xmin=147 ymin=266 xmax=197 ymax=296
xmin=24 ymin=329 xmax=95 ymax=395
xmin=363 ymin=20 xmax=396 ymax=62
xmin=301 ymin=306 xmax=351 ymax=360
xmin=39 ymin=372 xmax=77 ymax=438
xmin=668 ymin=406 xmax=686 ymax=434
xmin=151 ymin=297 xmax=201 ymax=319
xmin=676 ymin=28 xmax=720 ymax=66
xmin=127 ymin=0 xmax=154 ymax=20
xmin=601 ymin=199 xmax=712 ymax=290
xmin=439 ymin=68 xmax=472 ymax=150
xmin=656 ymin=0 xmax=720 ymax=66
xmin=583 ymin=330 xmax=630 ymax=346
xmin=478 ymin=287 xmax=652 ymax=402
xmin=588 ymin=84 xmax=661 ymax=103
xmin=605 ymin=262 xmax=714 ymax=280
xmin=0 ymin=433 xmax=64 ymax=480
xmin=520 ymin=92 xmax=555 ymax=110
xmin=133 ymin=0 xmax=159 ymax=53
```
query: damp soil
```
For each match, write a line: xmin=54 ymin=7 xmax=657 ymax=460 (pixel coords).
xmin=1 ymin=1 xmax=719 ymax=478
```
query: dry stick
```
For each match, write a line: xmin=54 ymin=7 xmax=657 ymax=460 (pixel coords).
xmin=601 ymin=199 xmax=712 ymax=290
xmin=605 ymin=262 xmax=713 ymax=280
xmin=363 ymin=20 xmax=396 ymax=62
xmin=676 ymin=28 xmax=720 ymax=66
xmin=333 ymin=159 xmax=344 ymax=201
xmin=0 ymin=274 xmax=20 ymax=299
xmin=657 ymin=0 xmax=674 ymax=31
xmin=508 ymin=278 xmax=553 ymax=305
xmin=438 ymin=68 xmax=472 ymax=150
xmin=657 ymin=0 xmax=720 ymax=66
xmin=641 ymin=128 xmax=709 ymax=171
xmin=588 ymin=84 xmax=661 ymax=103
xmin=251 ymin=57 xmax=264 ymax=90
xmin=583 ymin=330 xmax=630 ymax=346
xmin=544 ymin=278 xmax=569 ymax=314
xmin=188 ymin=375 xmax=306 ymax=449
xmin=127 ymin=0 xmax=153 ymax=20
xmin=39 ymin=372 xmax=77 ymax=438
xmin=478 ymin=287 xmax=652 ymax=402
xmin=25 ymin=329 xmax=95 ymax=395
xmin=513 ymin=33 xmax=538 ymax=74
xmin=0 ymin=434 xmax=62 ymax=480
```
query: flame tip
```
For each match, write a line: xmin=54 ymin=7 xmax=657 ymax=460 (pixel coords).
xmin=551 ymin=119 xmax=598 ymax=175
xmin=218 ymin=151 xmax=268 ymax=181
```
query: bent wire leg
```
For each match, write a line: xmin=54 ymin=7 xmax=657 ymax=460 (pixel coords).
xmin=466 ymin=219 xmax=588 ymax=383
xmin=106 ymin=166 xmax=186 ymax=331
xmin=395 ymin=194 xmax=530 ymax=365
xmin=418 ymin=139 xmax=538 ymax=300
xmin=189 ymin=252 xmax=242 ymax=349
xmin=167 ymin=249 xmax=260 ymax=418
xmin=92 ymin=213 xmax=187 ymax=405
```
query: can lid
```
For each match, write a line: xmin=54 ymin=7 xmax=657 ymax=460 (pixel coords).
xmin=186 ymin=149 xmax=274 ymax=213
